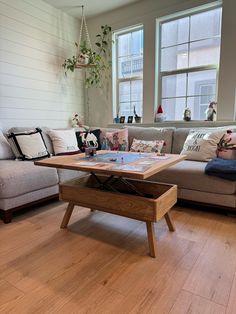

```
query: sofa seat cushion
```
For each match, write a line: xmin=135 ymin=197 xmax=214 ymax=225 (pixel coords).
xmin=149 ymin=160 xmax=236 ymax=195
xmin=0 ymin=160 xmax=58 ymax=199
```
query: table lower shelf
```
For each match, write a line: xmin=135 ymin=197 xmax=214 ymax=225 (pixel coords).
xmin=59 ymin=174 xmax=177 ymax=257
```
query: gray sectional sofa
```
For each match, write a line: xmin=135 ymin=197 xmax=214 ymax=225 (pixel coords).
xmin=1 ymin=125 xmax=236 ymax=223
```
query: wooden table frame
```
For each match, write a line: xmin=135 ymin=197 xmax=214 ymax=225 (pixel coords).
xmin=35 ymin=151 xmax=185 ymax=258
xmin=60 ymin=201 xmax=175 ymax=258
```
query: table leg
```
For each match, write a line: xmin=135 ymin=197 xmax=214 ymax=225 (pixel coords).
xmin=164 ymin=212 xmax=175 ymax=232
xmin=60 ymin=203 xmax=74 ymax=229
xmin=146 ymin=221 xmax=158 ymax=258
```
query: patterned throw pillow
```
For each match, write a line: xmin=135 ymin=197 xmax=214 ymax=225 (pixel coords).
xmin=104 ymin=128 xmax=128 ymax=151
xmin=76 ymin=129 xmax=101 ymax=152
xmin=47 ymin=129 xmax=80 ymax=155
xmin=130 ymin=138 xmax=165 ymax=153
xmin=180 ymin=129 xmax=225 ymax=161
xmin=217 ymin=130 xmax=236 ymax=159
xmin=7 ymin=128 xmax=50 ymax=160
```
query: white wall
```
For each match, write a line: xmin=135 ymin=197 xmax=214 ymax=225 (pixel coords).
xmin=0 ymin=0 xmax=85 ymax=131
xmin=87 ymin=0 xmax=236 ymax=127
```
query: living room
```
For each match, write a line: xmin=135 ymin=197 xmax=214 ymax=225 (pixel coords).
xmin=0 ymin=0 xmax=236 ymax=313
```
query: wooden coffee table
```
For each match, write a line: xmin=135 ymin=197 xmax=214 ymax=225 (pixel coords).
xmin=35 ymin=151 xmax=185 ymax=257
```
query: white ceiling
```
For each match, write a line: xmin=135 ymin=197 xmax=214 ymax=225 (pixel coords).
xmin=43 ymin=0 xmax=141 ymax=19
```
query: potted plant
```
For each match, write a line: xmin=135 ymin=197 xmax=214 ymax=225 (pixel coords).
xmin=114 ymin=105 xmax=120 ymax=123
xmin=134 ymin=106 xmax=142 ymax=123
xmin=62 ymin=25 xmax=112 ymax=88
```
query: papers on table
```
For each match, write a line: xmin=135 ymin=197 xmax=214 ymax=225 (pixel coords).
xmin=111 ymin=164 xmax=150 ymax=172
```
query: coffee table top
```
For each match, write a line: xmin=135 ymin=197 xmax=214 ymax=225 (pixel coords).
xmin=35 ymin=151 xmax=185 ymax=180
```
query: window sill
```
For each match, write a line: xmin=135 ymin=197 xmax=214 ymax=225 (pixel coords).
xmin=108 ymin=120 xmax=236 ymax=128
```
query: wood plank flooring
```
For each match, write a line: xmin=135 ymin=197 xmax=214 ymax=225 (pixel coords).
xmin=0 ymin=201 xmax=236 ymax=313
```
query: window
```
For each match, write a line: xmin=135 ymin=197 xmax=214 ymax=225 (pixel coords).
xmin=158 ymin=6 xmax=222 ymax=120
xmin=113 ymin=26 xmax=143 ymax=120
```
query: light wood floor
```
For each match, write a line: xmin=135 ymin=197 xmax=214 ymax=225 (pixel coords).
xmin=0 ymin=201 xmax=236 ymax=314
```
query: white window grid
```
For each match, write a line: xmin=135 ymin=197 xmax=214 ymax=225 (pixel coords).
xmin=156 ymin=3 xmax=222 ymax=120
xmin=113 ymin=25 xmax=144 ymax=119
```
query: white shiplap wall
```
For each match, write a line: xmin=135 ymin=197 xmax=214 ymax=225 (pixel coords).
xmin=0 ymin=0 xmax=84 ymax=130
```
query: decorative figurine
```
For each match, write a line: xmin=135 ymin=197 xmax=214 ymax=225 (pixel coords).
xmin=155 ymin=105 xmax=165 ymax=122
xmin=71 ymin=113 xmax=83 ymax=128
xmin=205 ymin=101 xmax=217 ymax=121
xmin=183 ymin=107 xmax=191 ymax=121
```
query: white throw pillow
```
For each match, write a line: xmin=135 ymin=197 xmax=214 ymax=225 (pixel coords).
xmin=7 ymin=128 xmax=50 ymax=160
xmin=181 ymin=130 xmax=225 ymax=161
xmin=130 ymin=138 xmax=165 ymax=153
xmin=0 ymin=130 xmax=14 ymax=159
xmin=47 ymin=129 xmax=80 ymax=155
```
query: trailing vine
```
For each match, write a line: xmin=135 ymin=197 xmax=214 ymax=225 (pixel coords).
xmin=62 ymin=25 xmax=112 ymax=88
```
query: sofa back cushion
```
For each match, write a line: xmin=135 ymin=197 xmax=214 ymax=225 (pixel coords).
xmin=172 ymin=128 xmax=190 ymax=154
xmin=127 ymin=126 xmax=175 ymax=153
xmin=0 ymin=130 xmax=14 ymax=159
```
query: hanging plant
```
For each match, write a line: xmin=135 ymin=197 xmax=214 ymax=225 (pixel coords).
xmin=62 ymin=24 xmax=112 ymax=88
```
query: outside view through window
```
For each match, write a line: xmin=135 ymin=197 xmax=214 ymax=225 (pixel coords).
xmin=160 ymin=7 xmax=222 ymax=120
xmin=116 ymin=28 xmax=143 ymax=119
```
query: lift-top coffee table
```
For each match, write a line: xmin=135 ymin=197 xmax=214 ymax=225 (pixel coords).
xmin=35 ymin=151 xmax=185 ymax=257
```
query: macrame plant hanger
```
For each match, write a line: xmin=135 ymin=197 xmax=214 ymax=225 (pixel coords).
xmin=75 ymin=5 xmax=95 ymax=68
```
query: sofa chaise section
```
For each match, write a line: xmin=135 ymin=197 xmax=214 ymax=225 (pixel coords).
xmin=149 ymin=160 xmax=236 ymax=208
xmin=0 ymin=160 xmax=59 ymax=223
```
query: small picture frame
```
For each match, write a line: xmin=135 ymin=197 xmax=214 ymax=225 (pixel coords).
xmin=127 ymin=116 xmax=133 ymax=123
xmin=119 ymin=116 xmax=125 ymax=123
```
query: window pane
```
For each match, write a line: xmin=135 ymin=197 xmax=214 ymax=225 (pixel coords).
xmin=131 ymin=80 xmax=143 ymax=102
xmin=187 ymin=96 xmax=215 ymax=120
xmin=190 ymin=8 xmax=222 ymax=41
xmin=162 ymin=74 xmax=187 ymax=98
xmin=118 ymin=57 xmax=131 ymax=78
xmin=189 ymin=38 xmax=221 ymax=67
xmin=162 ymin=98 xmax=186 ymax=120
xmin=119 ymin=103 xmax=131 ymax=118
xmin=161 ymin=44 xmax=188 ymax=71
xmin=119 ymin=80 xmax=143 ymax=118
xmin=161 ymin=17 xmax=189 ymax=47
xmin=119 ymin=81 xmax=130 ymax=103
xmin=187 ymin=69 xmax=216 ymax=96
xmin=118 ymin=57 xmax=143 ymax=78
xmin=118 ymin=33 xmax=130 ymax=57
xmin=132 ymin=57 xmax=143 ymax=76
xmin=131 ymin=29 xmax=143 ymax=56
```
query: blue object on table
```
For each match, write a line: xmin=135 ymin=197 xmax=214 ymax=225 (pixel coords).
xmin=205 ymin=158 xmax=236 ymax=181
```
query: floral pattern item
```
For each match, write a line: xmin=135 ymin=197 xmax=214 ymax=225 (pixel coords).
xmin=105 ymin=129 xmax=128 ymax=151
xmin=130 ymin=139 xmax=165 ymax=153
xmin=217 ymin=130 xmax=236 ymax=159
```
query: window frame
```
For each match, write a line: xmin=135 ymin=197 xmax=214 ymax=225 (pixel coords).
xmin=112 ymin=24 xmax=144 ymax=120
xmin=156 ymin=1 xmax=222 ymax=121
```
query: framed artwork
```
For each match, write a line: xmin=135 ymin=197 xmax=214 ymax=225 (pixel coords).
xmin=127 ymin=116 xmax=133 ymax=123
xmin=119 ymin=116 xmax=125 ymax=123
